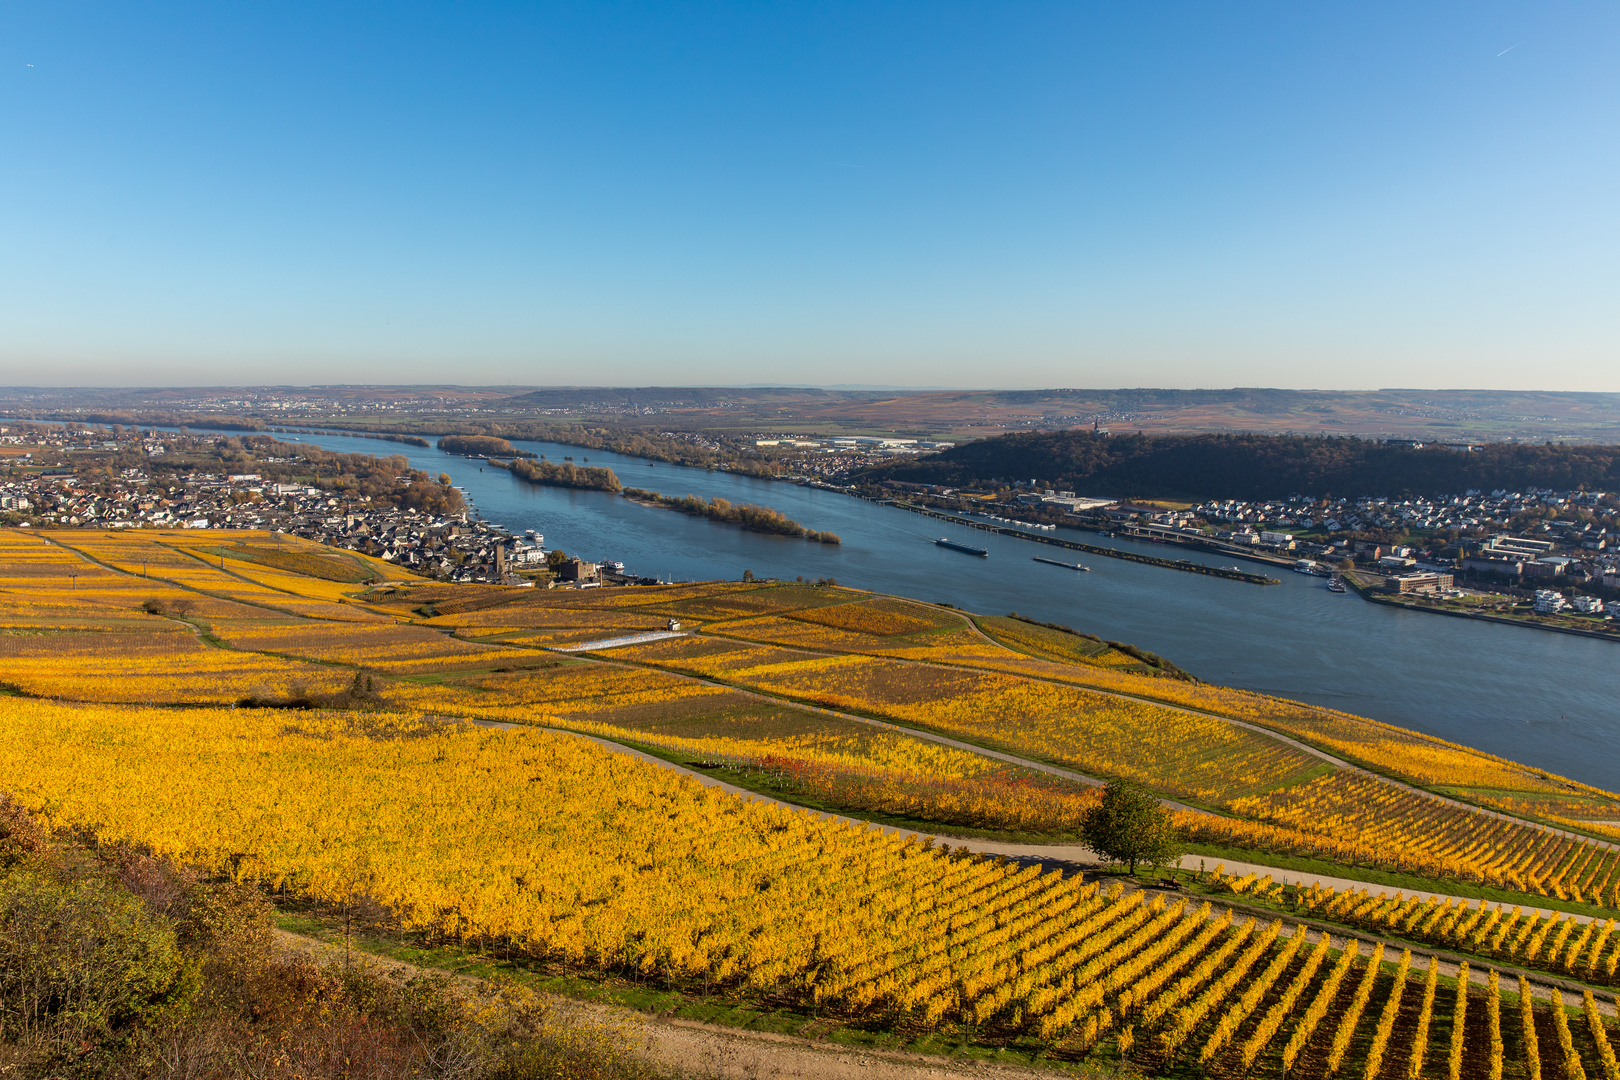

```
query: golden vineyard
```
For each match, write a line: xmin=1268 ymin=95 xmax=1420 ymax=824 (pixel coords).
xmin=3 ymin=526 xmax=1619 ymax=1077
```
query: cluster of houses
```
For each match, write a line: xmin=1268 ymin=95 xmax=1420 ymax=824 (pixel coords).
xmin=1191 ymin=490 xmax=1614 ymax=542
xmin=898 ymin=480 xmax=1620 ymax=614
xmin=0 ymin=461 xmax=555 ymax=586
xmin=1180 ymin=491 xmax=1618 ymax=593
xmin=0 ymin=425 xmax=663 ymax=588
xmin=313 ymin=514 xmax=546 ymax=585
xmin=752 ymin=433 xmax=959 ymax=482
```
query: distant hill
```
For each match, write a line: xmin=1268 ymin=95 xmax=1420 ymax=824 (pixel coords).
xmin=494 ymin=386 xmax=1620 ymax=443
xmin=857 ymin=432 xmax=1620 ymax=500
xmin=7 ymin=386 xmax=1620 ymax=445
xmin=498 ymin=386 xmax=894 ymax=409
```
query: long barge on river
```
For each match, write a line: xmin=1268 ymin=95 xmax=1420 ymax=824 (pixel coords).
xmin=1034 ymin=556 xmax=1089 ymax=571
xmin=878 ymin=501 xmax=1278 ymax=584
xmin=935 ymin=537 xmax=989 ymax=557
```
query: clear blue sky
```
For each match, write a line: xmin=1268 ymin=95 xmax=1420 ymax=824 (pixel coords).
xmin=2 ymin=2 xmax=1615 ymax=389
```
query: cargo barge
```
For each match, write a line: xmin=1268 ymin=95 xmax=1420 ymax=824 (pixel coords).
xmin=935 ymin=537 xmax=989 ymax=557
xmin=1033 ymin=556 xmax=1088 ymax=571
xmin=879 ymin=501 xmax=1279 ymax=584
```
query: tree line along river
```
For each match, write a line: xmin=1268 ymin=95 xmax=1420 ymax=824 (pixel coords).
xmin=190 ymin=428 xmax=1620 ymax=790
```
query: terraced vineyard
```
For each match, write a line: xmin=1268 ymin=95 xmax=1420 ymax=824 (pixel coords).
xmin=1290 ymin=882 xmax=1620 ymax=983
xmin=4 ymin=526 xmax=1620 ymax=1075
xmin=5 ymin=696 xmax=1619 ymax=1076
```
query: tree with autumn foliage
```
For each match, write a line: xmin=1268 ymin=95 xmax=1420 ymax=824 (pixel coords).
xmin=1081 ymin=779 xmax=1182 ymax=874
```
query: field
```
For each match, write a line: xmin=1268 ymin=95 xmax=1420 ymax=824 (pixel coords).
xmin=705 ymin=611 xmax=1013 ymax=660
xmin=213 ymin=620 xmax=556 ymax=672
xmin=5 ymin=526 xmax=1620 ymax=1075
xmin=200 ymin=542 xmax=378 ymax=582
xmin=1286 ymin=881 xmax=1620 ymax=983
xmin=975 ymin=614 xmax=1142 ymax=667
xmin=8 ymin=529 xmax=1620 ymax=894
xmin=8 ymin=531 xmax=1620 ymax=886
xmin=608 ymin=633 xmax=1323 ymax=804
xmin=387 ymin=663 xmax=1104 ymax=836
xmin=44 ymin=531 xmax=396 ymax=622
xmin=5 ymin=697 xmax=1619 ymax=1076
xmin=1231 ymin=773 xmax=1620 ymax=900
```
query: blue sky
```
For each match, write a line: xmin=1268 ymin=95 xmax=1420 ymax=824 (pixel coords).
xmin=1 ymin=2 xmax=1615 ymax=388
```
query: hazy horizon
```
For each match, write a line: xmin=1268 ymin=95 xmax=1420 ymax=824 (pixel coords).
xmin=3 ymin=2 xmax=1616 ymax=390
xmin=7 ymin=382 xmax=1620 ymax=400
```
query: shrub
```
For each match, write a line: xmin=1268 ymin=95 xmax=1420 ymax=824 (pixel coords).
xmin=0 ymin=794 xmax=45 ymax=869
xmin=0 ymin=870 xmax=199 ymax=1044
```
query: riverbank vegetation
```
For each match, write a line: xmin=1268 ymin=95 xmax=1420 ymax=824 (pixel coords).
xmin=523 ymin=424 xmax=794 ymax=478
xmin=436 ymin=433 xmax=527 ymax=457
xmin=621 ymin=488 xmax=840 ymax=543
xmin=136 ymin=410 xmax=802 ymax=479
xmin=495 ymin=456 xmax=622 ymax=492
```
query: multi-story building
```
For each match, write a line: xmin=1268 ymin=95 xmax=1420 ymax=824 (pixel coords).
xmin=1389 ymin=571 xmax=1454 ymax=594
xmin=1534 ymin=590 xmax=1567 ymax=614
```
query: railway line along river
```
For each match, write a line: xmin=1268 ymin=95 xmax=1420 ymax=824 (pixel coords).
xmin=207 ymin=428 xmax=1620 ymax=789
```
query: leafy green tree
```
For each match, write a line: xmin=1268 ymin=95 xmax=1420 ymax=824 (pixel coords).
xmin=1080 ymin=780 xmax=1182 ymax=874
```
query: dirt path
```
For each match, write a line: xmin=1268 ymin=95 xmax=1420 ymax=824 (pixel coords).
xmin=272 ymin=928 xmax=1080 ymax=1080
xmin=277 ymin=892 xmax=1617 ymax=1075
xmin=545 ymin=653 xmax=1127 ymax=793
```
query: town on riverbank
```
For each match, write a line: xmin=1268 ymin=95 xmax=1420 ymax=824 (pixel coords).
xmin=5 ymin=415 xmax=1619 ymax=639
xmin=0 ymin=423 xmax=643 ymax=588
xmin=864 ymin=482 xmax=1620 ymax=639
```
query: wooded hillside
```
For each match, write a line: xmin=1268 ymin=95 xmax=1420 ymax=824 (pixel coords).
xmin=858 ymin=432 xmax=1620 ymax=500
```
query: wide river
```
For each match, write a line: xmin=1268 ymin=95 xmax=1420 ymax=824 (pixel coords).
xmin=216 ymin=429 xmax=1619 ymax=788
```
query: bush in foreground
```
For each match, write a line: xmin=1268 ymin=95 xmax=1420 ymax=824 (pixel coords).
xmin=0 ymin=797 xmax=660 ymax=1080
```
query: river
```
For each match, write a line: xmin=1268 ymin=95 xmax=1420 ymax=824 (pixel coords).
xmin=194 ymin=428 xmax=1620 ymax=788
